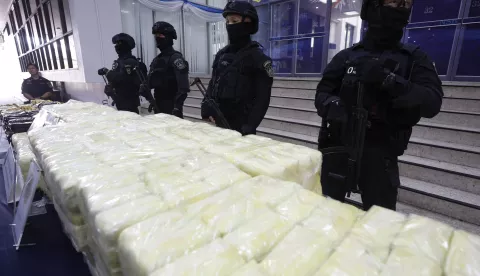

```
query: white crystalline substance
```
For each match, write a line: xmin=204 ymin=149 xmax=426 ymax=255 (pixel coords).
xmin=275 ymin=188 xmax=324 ymax=223
xmin=386 ymin=215 xmax=453 ymax=267
xmin=302 ymin=198 xmax=362 ymax=245
xmin=82 ymin=184 xmax=149 ymax=217
xmin=224 ymin=209 xmax=294 ymax=261
xmin=444 ymin=230 xmax=480 ymax=276
xmin=380 ymin=248 xmax=443 ymax=276
xmin=201 ymin=197 xmax=269 ymax=236
xmin=119 ymin=217 xmax=217 ymax=276
xmin=261 ymin=226 xmax=333 ymax=276
xmin=94 ymin=196 xmax=167 ymax=253
xmin=150 ymin=240 xmax=245 ymax=276
xmin=232 ymin=261 xmax=267 ymax=276
xmin=231 ymin=176 xmax=297 ymax=207
xmin=349 ymin=206 xmax=407 ymax=261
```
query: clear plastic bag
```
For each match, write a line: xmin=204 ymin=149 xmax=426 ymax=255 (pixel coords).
xmin=118 ymin=215 xmax=217 ymax=276
xmin=150 ymin=240 xmax=245 ymax=276
xmin=275 ymin=188 xmax=324 ymax=223
xmin=232 ymin=261 xmax=268 ymax=276
xmin=261 ymin=225 xmax=333 ymax=276
xmin=444 ymin=230 xmax=480 ymax=276
xmin=224 ymin=208 xmax=294 ymax=262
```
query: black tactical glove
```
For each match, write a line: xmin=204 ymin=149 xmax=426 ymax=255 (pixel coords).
xmin=139 ymin=84 xmax=153 ymax=100
xmin=326 ymin=97 xmax=347 ymax=123
xmin=98 ymin=67 xmax=109 ymax=76
xmin=201 ymin=98 xmax=215 ymax=120
xmin=358 ymin=59 xmax=388 ymax=84
xmin=104 ymin=84 xmax=114 ymax=97
xmin=172 ymin=108 xmax=183 ymax=119
xmin=241 ymin=125 xmax=256 ymax=136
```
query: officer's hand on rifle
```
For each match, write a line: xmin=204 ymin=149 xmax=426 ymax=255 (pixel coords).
xmin=326 ymin=97 xmax=347 ymax=123
xmin=241 ymin=125 xmax=255 ymax=136
xmin=172 ymin=108 xmax=183 ymax=119
xmin=201 ymin=99 xmax=215 ymax=123
xmin=98 ymin=68 xmax=109 ymax=76
xmin=358 ymin=59 xmax=389 ymax=84
xmin=104 ymin=84 xmax=113 ymax=97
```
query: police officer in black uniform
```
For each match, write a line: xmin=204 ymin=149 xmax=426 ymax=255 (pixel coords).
xmin=21 ymin=63 xmax=54 ymax=101
xmin=98 ymin=33 xmax=147 ymax=114
xmin=315 ymin=0 xmax=443 ymax=211
xmin=140 ymin=22 xmax=189 ymax=118
xmin=201 ymin=1 xmax=273 ymax=135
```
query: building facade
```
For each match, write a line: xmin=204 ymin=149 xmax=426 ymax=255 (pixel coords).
xmin=1 ymin=0 xmax=479 ymax=102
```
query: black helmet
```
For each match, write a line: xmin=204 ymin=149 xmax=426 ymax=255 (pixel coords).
xmin=361 ymin=0 xmax=412 ymax=29
xmin=152 ymin=21 xmax=177 ymax=40
xmin=112 ymin=33 xmax=135 ymax=49
xmin=223 ymin=1 xmax=259 ymax=34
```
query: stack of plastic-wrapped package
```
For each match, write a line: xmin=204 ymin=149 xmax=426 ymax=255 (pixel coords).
xmin=25 ymin=100 xmax=479 ymax=276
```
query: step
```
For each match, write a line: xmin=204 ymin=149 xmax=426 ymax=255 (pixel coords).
xmin=407 ymin=137 xmax=480 ymax=169
xmin=399 ymin=155 xmax=480 ymax=195
xmin=272 ymin=87 xmax=316 ymax=99
xmin=413 ymin=122 xmax=480 ymax=147
xmin=442 ymin=85 xmax=480 ymax=100
xmin=422 ymin=109 xmax=480 ymax=129
xmin=442 ymin=97 xmax=480 ymax=113
xmin=266 ymin=105 xmax=319 ymax=122
xmin=260 ymin=115 xmax=321 ymax=137
xmin=183 ymin=105 xmax=202 ymax=117
xmin=185 ymin=97 xmax=202 ymax=106
xmin=273 ymin=79 xmax=318 ymax=90
xmin=345 ymin=193 xmax=480 ymax=235
xmin=398 ymin=176 xmax=480 ymax=226
xmin=269 ymin=95 xmax=314 ymax=110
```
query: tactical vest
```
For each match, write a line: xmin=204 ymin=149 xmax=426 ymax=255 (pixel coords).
xmin=150 ymin=52 xmax=181 ymax=99
xmin=111 ymin=56 xmax=141 ymax=99
xmin=339 ymin=43 xmax=420 ymax=155
xmin=212 ymin=44 xmax=259 ymax=102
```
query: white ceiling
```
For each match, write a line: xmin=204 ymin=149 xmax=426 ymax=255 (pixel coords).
xmin=0 ymin=0 xmax=13 ymax=32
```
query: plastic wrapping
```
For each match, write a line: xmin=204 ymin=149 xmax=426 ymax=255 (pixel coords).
xmin=229 ymin=176 xmax=297 ymax=207
xmin=444 ymin=230 xmax=480 ymax=276
xmin=301 ymin=198 xmax=363 ymax=245
xmin=314 ymin=236 xmax=385 ymax=276
xmin=224 ymin=208 xmax=294 ymax=262
xmin=144 ymin=153 xmax=250 ymax=208
xmin=232 ymin=261 xmax=267 ymax=276
xmin=275 ymin=188 xmax=324 ymax=223
xmin=52 ymin=196 xmax=88 ymax=251
xmin=169 ymin=122 xmax=242 ymax=146
xmin=261 ymin=225 xmax=333 ymax=276
xmin=93 ymin=195 xmax=167 ymax=257
xmin=348 ymin=206 xmax=407 ymax=261
xmin=118 ymin=215 xmax=217 ymax=276
xmin=150 ymin=240 xmax=245 ymax=276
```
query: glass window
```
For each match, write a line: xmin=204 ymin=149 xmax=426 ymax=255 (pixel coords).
xmin=43 ymin=2 xmax=55 ymax=40
xmin=50 ymin=0 xmax=64 ymax=36
xmin=37 ymin=8 xmax=48 ymax=43
xmin=20 ymin=0 xmax=30 ymax=19
xmin=17 ymin=0 xmax=26 ymax=26
xmin=31 ymin=18 xmax=40 ymax=47
xmin=62 ymin=0 xmax=72 ymax=32
xmin=328 ymin=0 xmax=362 ymax=61
xmin=470 ymin=0 xmax=480 ymax=17
xmin=44 ymin=46 xmax=53 ymax=70
xmin=67 ymin=35 xmax=77 ymax=68
xmin=26 ymin=21 xmax=34 ymax=49
xmin=38 ymin=47 xmax=47 ymax=70
xmin=271 ymin=40 xmax=294 ymax=74
xmin=407 ymin=25 xmax=456 ymax=75
xmin=14 ymin=1 xmax=23 ymax=28
xmin=9 ymin=12 xmax=17 ymax=34
xmin=298 ymin=0 xmax=327 ymax=35
xmin=60 ymin=37 xmax=69 ymax=68
xmin=410 ymin=0 xmax=461 ymax=23
xmin=271 ymin=1 xmax=296 ymax=38
xmin=252 ymin=4 xmax=270 ymax=55
xmin=54 ymin=40 xmax=65 ymax=69
xmin=296 ymin=36 xmax=323 ymax=74
xmin=456 ymin=24 xmax=480 ymax=76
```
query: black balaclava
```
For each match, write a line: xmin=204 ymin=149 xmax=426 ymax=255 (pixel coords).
xmin=226 ymin=21 xmax=253 ymax=48
xmin=362 ymin=0 xmax=412 ymax=49
xmin=156 ymin=36 xmax=174 ymax=52
xmin=115 ymin=43 xmax=132 ymax=57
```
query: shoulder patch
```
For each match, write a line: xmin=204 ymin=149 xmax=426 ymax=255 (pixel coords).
xmin=263 ymin=60 xmax=274 ymax=78
xmin=173 ymin=58 xmax=186 ymax=70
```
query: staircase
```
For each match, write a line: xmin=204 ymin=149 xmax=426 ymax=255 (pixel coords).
xmin=184 ymin=77 xmax=480 ymax=233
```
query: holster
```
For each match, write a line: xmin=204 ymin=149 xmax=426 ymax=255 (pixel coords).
xmin=320 ymin=146 xmax=350 ymax=201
